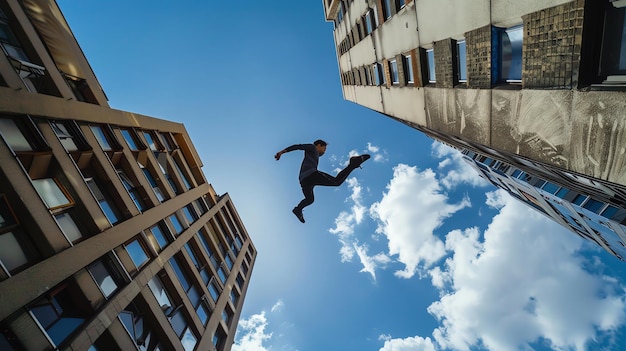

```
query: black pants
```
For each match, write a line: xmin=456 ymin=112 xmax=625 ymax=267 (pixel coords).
xmin=295 ymin=165 xmax=356 ymax=210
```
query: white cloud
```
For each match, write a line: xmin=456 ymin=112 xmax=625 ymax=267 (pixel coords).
xmin=330 ymin=178 xmax=368 ymax=262
xmin=231 ymin=312 xmax=272 ymax=351
xmin=271 ymin=299 xmax=284 ymax=313
xmin=379 ymin=336 xmax=437 ymax=351
xmin=428 ymin=190 xmax=626 ymax=351
xmin=354 ymin=242 xmax=391 ymax=281
xmin=370 ymin=164 xmax=471 ymax=278
xmin=431 ymin=142 xmax=487 ymax=189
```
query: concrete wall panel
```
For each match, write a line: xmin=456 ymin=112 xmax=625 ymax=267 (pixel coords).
xmin=353 ymin=86 xmax=384 ymax=112
xmin=348 ymin=38 xmax=378 ymax=68
xmin=491 ymin=0 xmax=573 ymax=26
xmin=570 ymin=91 xmax=626 ymax=185
xmin=381 ymin=87 xmax=427 ymax=126
xmin=491 ymin=89 xmax=572 ymax=168
xmin=417 ymin=0 xmax=490 ymax=44
xmin=424 ymin=87 xmax=490 ymax=144
xmin=373 ymin=8 xmax=420 ymax=61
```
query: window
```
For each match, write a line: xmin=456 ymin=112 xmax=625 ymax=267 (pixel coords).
xmin=0 ymin=196 xmax=35 ymax=274
xmin=173 ymin=158 xmax=192 ymax=191
xmin=582 ymin=198 xmax=605 ymax=213
xmin=125 ymin=238 xmax=150 ymax=270
xmin=217 ymin=266 xmax=228 ymax=284
xmin=373 ymin=62 xmax=385 ymax=86
xmin=85 ymin=177 xmax=120 ymax=224
xmin=402 ymin=54 xmax=414 ymax=84
xmin=143 ymin=131 xmax=160 ymax=152
xmin=139 ymin=162 xmax=165 ymax=202
xmin=497 ymin=25 xmax=523 ymax=83
xmin=365 ymin=10 xmax=373 ymax=34
xmin=0 ymin=117 xmax=48 ymax=152
xmin=0 ymin=9 xmax=46 ymax=93
xmin=54 ymin=212 xmax=82 ymax=242
xmin=194 ymin=198 xmax=209 ymax=214
xmin=30 ymin=283 xmax=88 ymax=347
xmin=90 ymin=125 xmax=112 ymax=151
xmin=145 ymin=222 xmax=170 ymax=253
xmin=426 ymin=49 xmax=436 ymax=83
xmin=169 ymin=309 xmax=197 ymax=351
xmin=598 ymin=2 xmax=626 ymax=83
xmin=457 ymin=40 xmax=467 ymax=82
xmin=208 ymin=280 xmax=221 ymax=302
xmin=119 ymin=301 xmax=161 ymax=351
xmin=118 ymin=170 xmax=146 ymax=211
xmin=213 ymin=326 xmax=226 ymax=350
xmin=389 ymin=59 xmax=399 ymax=84
xmin=230 ymin=289 xmax=239 ymax=306
xmin=51 ymin=122 xmax=79 ymax=151
xmin=382 ymin=0 xmax=392 ymax=19
xmin=88 ymin=257 xmax=124 ymax=299
xmin=120 ymin=129 xmax=143 ymax=151
xmin=182 ymin=205 xmax=198 ymax=225
xmin=222 ymin=307 xmax=233 ymax=327
xmin=184 ymin=243 xmax=200 ymax=268
xmin=147 ymin=275 xmax=174 ymax=316
xmin=396 ymin=0 xmax=406 ymax=10
xmin=158 ymin=132 xmax=177 ymax=152
xmin=62 ymin=73 xmax=97 ymax=104
xmin=168 ymin=214 xmax=184 ymax=236
xmin=32 ymin=178 xmax=73 ymax=211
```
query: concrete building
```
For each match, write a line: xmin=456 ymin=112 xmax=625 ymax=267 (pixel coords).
xmin=322 ymin=0 xmax=626 ymax=259
xmin=0 ymin=1 xmax=256 ymax=350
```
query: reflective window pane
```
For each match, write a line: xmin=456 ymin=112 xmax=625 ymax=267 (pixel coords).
xmin=121 ymin=129 xmax=139 ymax=150
xmin=148 ymin=276 xmax=173 ymax=314
xmin=32 ymin=178 xmax=71 ymax=209
xmin=457 ymin=40 xmax=467 ymax=82
xmin=181 ymin=328 xmax=197 ymax=351
xmin=500 ymin=25 xmax=523 ymax=82
xmin=0 ymin=232 xmax=28 ymax=271
xmin=126 ymin=240 xmax=149 ymax=269
xmin=427 ymin=49 xmax=436 ymax=82
xmin=55 ymin=213 xmax=82 ymax=242
xmin=90 ymin=126 xmax=111 ymax=150
xmin=88 ymin=260 xmax=118 ymax=298
xmin=0 ymin=118 xmax=31 ymax=151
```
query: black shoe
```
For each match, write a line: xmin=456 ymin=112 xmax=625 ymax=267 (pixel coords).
xmin=349 ymin=154 xmax=371 ymax=168
xmin=292 ymin=207 xmax=305 ymax=223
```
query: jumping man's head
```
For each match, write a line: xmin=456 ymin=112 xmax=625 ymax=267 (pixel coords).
xmin=314 ymin=139 xmax=327 ymax=156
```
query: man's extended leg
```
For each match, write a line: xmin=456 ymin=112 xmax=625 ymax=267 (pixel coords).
xmin=293 ymin=184 xmax=314 ymax=223
xmin=292 ymin=155 xmax=370 ymax=223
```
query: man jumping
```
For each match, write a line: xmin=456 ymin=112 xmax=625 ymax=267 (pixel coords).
xmin=274 ymin=139 xmax=370 ymax=223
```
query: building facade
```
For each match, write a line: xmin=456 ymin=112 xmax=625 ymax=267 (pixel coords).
xmin=0 ymin=1 xmax=256 ymax=350
xmin=322 ymin=0 xmax=626 ymax=259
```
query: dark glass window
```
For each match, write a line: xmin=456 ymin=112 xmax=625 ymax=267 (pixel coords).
xmin=30 ymin=284 xmax=88 ymax=346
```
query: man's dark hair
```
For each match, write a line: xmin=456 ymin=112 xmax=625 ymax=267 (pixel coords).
xmin=314 ymin=139 xmax=327 ymax=146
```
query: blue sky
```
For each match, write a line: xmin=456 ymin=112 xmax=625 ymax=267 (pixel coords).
xmin=57 ymin=2 xmax=626 ymax=351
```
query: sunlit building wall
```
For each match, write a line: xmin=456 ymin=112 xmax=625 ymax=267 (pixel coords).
xmin=0 ymin=1 xmax=256 ymax=350
xmin=322 ymin=0 xmax=626 ymax=258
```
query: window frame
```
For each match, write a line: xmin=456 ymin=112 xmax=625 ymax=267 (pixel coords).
xmin=456 ymin=39 xmax=467 ymax=83
xmin=426 ymin=48 xmax=436 ymax=83
xmin=402 ymin=53 xmax=414 ymax=84
xmin=389 ymin=59 xmax=399 ymax=85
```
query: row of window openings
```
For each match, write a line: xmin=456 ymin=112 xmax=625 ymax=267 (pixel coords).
xmin=343 ymin=24 xmax=523 ymax=87
xmin=0 ymin=214 xmax=243 ymax=349
xmin=0 ymin=8 xmax=99 ymax=101
xmin=0 ymin=116 xmax=199 ymax=223
xmin=473 ymin=154 xmax=624 ymax=222
xmin=337 ymin=0 xmax=406 ymax=55
xmin=0 ymin=189 xmax=209 ymax=278
xmin=1 ymin=116 xmax=196 ymax=193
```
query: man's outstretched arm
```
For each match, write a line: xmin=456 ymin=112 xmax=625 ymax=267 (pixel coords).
xmin=274 ymin=144 xmax=305 ymax=160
